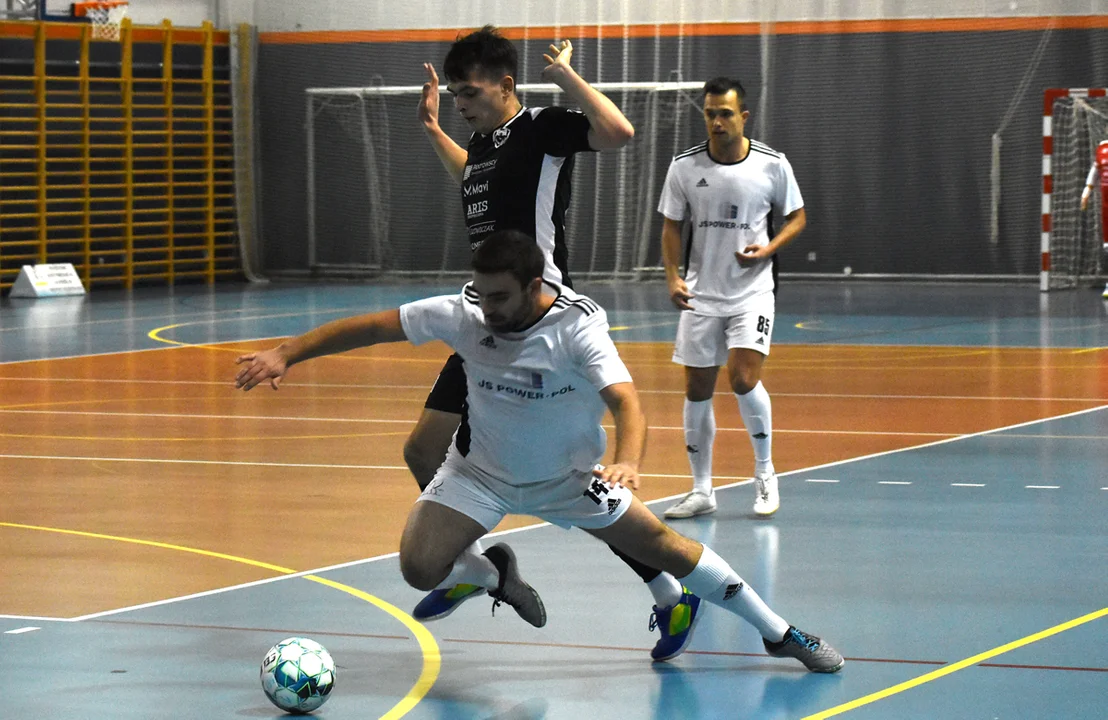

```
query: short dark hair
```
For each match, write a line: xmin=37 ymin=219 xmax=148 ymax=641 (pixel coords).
xmin=444 ymin=25 xmax=519 ymax=86
xmin=472 ymin=230 xmax=544 ymax=288
xmin=703 ymin=76 xmax=747 ymax=110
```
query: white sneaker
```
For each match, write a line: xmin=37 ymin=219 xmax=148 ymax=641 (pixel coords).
xmin=664 ymin=491 xmax=717 ymax=519
xmin=753 ymin=472 xmax=779 ymax=516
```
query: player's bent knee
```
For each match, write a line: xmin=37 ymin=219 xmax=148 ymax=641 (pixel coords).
xmin=398 ymin=548 xmax=446 ymax=591
xmin=732 ymin=378 xmax=757 ymax=395
xmin=731 ymin=367 xmax=761 ymax=395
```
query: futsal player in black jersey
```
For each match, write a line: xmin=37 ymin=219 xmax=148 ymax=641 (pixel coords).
xmin=409 ymin=26 xmax=702 ymax=661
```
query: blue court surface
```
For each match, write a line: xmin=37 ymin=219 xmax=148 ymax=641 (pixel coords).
xmin=1 ymin=280 xmax=1105 ymax=720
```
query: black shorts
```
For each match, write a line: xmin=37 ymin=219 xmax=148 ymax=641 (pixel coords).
xmin=424 ymin=353 xmax=467 ymax=414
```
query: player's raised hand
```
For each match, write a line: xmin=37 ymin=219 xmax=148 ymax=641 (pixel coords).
xmin=667 ymin=276 xmax=694 ymax=310
xmin=541 ymin=40 xmax=574 ymax=80
xmin=737 ymin=244 xmax=773 ymax=266
xmin=234 ymin=349 xmax=288 ymax=391
xmin=418 ymin=62 xmax=442 ymax=131
xmin=593 ymin=463 xmax=640 ymax=491
xmin=1080 ymin=195 xmax=1089 ymax=212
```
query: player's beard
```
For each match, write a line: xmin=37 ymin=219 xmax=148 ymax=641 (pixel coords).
xmin=487 ymin=293 xmax=535 ymax=333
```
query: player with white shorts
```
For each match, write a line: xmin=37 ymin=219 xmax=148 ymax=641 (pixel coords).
xmin=422 ymin=457 xmax=633 ymax=533
xmin=672 ymin=293 xmax=775 ymax=367
xmin=234 ymin=230 xmax=844 ymax=673
xmin=659 ymin=77 xmax=807 ymax=520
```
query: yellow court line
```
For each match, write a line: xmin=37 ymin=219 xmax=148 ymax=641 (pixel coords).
xmin=306 ymin=576 xmax=440 ymax=720
xmin=802 ymin=606 xmax=1108 ymax=719
xmin=0 ymin=521 xmax=439 ymax=720
xmin=147 ymin=323 xmax=248 ymax=352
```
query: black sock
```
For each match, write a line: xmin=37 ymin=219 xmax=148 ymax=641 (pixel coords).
xmin=607 ymin=543 xmax=662 ymax=583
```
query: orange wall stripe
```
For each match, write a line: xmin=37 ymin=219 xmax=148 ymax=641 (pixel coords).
xmin=260 ymin=15 xmax=1108 ymax=45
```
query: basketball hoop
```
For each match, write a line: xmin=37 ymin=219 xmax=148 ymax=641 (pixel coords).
xmin=72 ymin=1 xmax=130 ymax=41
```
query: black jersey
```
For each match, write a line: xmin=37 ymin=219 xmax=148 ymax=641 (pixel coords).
xmin=461 ymin=106 xmax=593 ymax=286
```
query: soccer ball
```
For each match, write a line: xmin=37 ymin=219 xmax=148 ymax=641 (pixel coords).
xmin=260 ymin=637 xmax=336 ymax=714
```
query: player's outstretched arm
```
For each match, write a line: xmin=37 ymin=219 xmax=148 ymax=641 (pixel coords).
xmin=541 ymin=40 xmax=634 ymax=151
xmin=234 ymin=309 xmax=408 ymax=391
xmin=596 ymin=382 xmax=647 ymax=490
xmin=738 ymin=207 xmax=807 ymax=265
xmin=418 ymin=62 xmax=467 ymax=185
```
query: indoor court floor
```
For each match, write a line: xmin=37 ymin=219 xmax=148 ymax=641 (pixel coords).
xmin=1 ymin=279 xmax=1105 ymax=719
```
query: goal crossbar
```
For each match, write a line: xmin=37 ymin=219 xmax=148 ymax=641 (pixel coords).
xmin=306 ymin=81 xmax=704 ymax=97
xmin=304 ymin=80 xmax=705 ymax=279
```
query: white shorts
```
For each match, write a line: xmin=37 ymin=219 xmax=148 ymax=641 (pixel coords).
xmin=417 ymin=453 xmax=633 ymax=531
xmin=672 ymin=293 xmax=775 ymax=368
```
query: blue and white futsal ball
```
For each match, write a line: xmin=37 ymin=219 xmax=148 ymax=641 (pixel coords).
xmin=260 ymin=637 xmax=336 ymax=714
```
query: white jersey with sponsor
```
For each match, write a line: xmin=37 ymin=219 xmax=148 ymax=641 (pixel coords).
xmin=658 ymin=139 xmax=803 ymax=316
xmin=400 ymin=283 xmax=632 ymax=485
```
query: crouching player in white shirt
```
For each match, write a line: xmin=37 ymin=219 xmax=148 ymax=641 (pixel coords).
xmin=234 ymin=230 xmax=842 ymax=672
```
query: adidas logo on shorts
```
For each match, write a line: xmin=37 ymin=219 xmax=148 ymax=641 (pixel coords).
xmin=607 ymin=497 xmax=622 ymax=515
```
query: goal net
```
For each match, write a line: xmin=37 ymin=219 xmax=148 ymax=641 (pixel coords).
xmin=1044 ymin=89 xmax=1108 ymax=290
xmin=305 ymin=80 xmax=703 ymax=280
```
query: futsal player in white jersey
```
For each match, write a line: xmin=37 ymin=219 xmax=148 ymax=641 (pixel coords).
xmin=658 ymin=77 xmax=808 ymax=520
xmin=415 ymin=26 xmax=699 ymax=661
xmin=234 ymin=230 xmax=843 ymax=673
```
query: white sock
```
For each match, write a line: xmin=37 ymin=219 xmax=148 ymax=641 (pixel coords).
xmin=684 ymin=398 xmax=715 ymax=496
xmin=647 ymin=572 xmax=685 ymax=609
xmin=678 ymin=545 xmax=790 ymax=641
xmin=434 ymin=549 xmax=499 ymax=590
xmin=736 ymin=382 xmax=773 ymax=476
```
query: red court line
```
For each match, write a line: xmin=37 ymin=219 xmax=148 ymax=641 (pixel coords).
xmin=91 ymin=619 xmax=1107 ymax=673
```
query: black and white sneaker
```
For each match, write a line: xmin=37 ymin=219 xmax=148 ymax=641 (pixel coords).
xmin=763 ymin=626 xmax=845 ymax=673
xmin=483 ymin=543 xmax=547 ymax=628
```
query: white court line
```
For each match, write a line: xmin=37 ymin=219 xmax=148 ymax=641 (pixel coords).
xmin=806 ymin=479 xmax=840 ymax=483
xmin=0 ymin=614 xmax=68 ymax=622
xmin=0 ymin=409 xmax=416 ymax=425
xmin=952 ymin=483 xmax=987 ymax=487
xmin=1025 ymin=485 xmax=1061 ymax=489
xmin=4 ymin=627 xmax=41 ymax=634
xmin=0 ymin=306 xmax=363 ymax=339
xmin=0 ymin=409 xmax=957 ymax=439
xmin=0 ymin=454 xmax=407 ymax=470
xmin=0 ymin=332 xmax=300 ymax=367
xmin=0 ymin=377 xmax=1104 ymax=404
xmin=21 ymin=404 xmax=1106 ymax=623
xmin=707 ymin=404 xmax=1107 ymax=495
xmin=0 ymin=308 xmax=251 ymax=334
xmin=878 ymin=481 xmax=913 ymax=485
xmin=68 ymin=521 xmax=554 ymax=623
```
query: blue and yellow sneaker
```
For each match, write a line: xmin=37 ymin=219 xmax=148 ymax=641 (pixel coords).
xmin=649 ymin=590 xmax=702 ymax=661
xmin=412 ymin=583 xmax=486 ymax=622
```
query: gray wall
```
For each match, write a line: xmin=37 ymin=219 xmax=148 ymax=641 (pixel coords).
xmin=256 ymin=29 xmax=1108 ymax=277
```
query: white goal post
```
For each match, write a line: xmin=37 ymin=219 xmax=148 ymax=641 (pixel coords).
xmin=1042 ymin=87 xmax=1108 ymax=291
xmin=304 ymin=80 xmax=703 ymax=279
